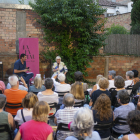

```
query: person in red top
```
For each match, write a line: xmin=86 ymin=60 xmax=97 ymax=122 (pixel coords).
xmin=4 ymin=75 xmax=27 ymax=116
xmin=14 ymin=101 xmax=53 ymax=140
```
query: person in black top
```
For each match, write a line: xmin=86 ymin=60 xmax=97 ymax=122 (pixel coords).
xmin=110 ymin=76 xmax=125 ymax=108
xmin=91 ymin=77 xmax=111 ymax=106
xmin=93 ymin=94 xmax=113 ymax=139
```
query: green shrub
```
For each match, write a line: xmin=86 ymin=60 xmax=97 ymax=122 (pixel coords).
xmin=30 ymin=0 xmax=106 ymax=83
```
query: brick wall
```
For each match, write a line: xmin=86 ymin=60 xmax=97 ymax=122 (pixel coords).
xmin=105 ymin=12 xmax=131 ymax=30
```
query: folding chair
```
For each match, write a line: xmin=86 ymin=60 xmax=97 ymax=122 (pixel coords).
xmin=5 ymin=102 xmax=22 ymax=109
xmin=74 ymin=101 xmax=84 ymax=107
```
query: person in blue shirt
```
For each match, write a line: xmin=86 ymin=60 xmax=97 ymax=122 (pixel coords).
xmin=13 ymin=53 xmax=34 ymax=87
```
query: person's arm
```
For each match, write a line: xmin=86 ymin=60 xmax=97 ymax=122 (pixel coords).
xmin=14 ymin=69 xmax=28 ymax=74
xmin=122 ymin=135 xmax=128 ymax=140
xmin=54 ymin=117 xmax=57 ymax=125
xmin=53 ymin=68 xmax=59 ymax=72
xmin=63 ymin=64 xmax=68 ymax=75
xmin=47 ymin=132 xmax=53 ymax=140
xmin=20 ymin=77 xmax=28 ymax=89
xmin=14 ymin=130 xmax=21 ymax=140
xmin=8 ymin=113 xmax=15 ymax=130
xmin=52 ymin=77 xmax=60 ymax=86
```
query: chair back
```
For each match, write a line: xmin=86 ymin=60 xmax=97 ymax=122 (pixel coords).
xmin=114 ymin=117 xmax=127 ymax=125
xmin=109 ymin=88 xmax=116 ymax=93
xmin=55 ymin=91 xmax=69 ymax=97
xmin=74 ymin=101 xmax=84 ymax=107
xmin=0 ymin=124 xmax=13 ymax=140
xmin=125 ymin=85 xmax=133 ymax=95
xmin=94 ymin=122 xmax=113 ymax=130
xmin=5 ymin=102 xmax=22 ymax=109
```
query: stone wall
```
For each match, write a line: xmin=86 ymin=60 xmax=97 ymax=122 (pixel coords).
xmin=105 ymin=12 xmax=131 ymax=30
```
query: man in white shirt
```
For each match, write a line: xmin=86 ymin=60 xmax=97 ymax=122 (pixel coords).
xmin=54 ymin=93 xmax=79 ymax=140
xmin=125 ymin=71 xmax=134 ymax=88
xmin=108 ymin=70 xmax=116 ymax=90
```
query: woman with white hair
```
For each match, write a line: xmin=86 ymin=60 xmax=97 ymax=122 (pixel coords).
xmin=65 ymin=107 xmax=101 ymax=140
xmin=52 ymin=73 xmax=71 ymax=104
xmin=52 ymin=56 xmax=68 ymax=75
xmin=29 ymin=75 xmax=46 ymax=93
xmin=125 ymin=71 xmax=134 ymax=87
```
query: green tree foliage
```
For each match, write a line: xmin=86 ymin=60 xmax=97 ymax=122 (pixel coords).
xmin=131 ymin=0 xmax=140 ymax=34
xmin=30 ymin=0 xmax=106 ymax=83
xmin=107 ymin=24 xmax=129 ymax=34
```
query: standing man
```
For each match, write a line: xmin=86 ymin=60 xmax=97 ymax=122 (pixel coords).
xmin=52 ymin=56 xmax=68 ymax=76
xmin=14 ymin=53 xmax=34 ymax=87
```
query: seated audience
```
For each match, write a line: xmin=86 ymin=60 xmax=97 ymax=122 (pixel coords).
xmin=4 ymin=75 xmax=28 ymax=116
xmin=125 ymin=71 xmax=134 ymax=87
xmin=14 ymin=101 xmax=53 ymax=140
xmin=37 ymin=78 xmax=58 ymax=104
xmin=54 ymin=93 xmax=79 ymax=140
xmin=91 ymin=77 xmax=111 ymax=106
xmin=132 ymin=69 xmax=139 ymax=85
xmin=0 ymin=94 xmax=15 ymax=139
xmin=7 ymin=76 xmax=28 ymax=91
xmin=108 ymin=70 xmax=116 ymax=89
xmin=72 ymin=71 xmax=88 ymax=92
xmin=65 ymin=107 xmax=101 ymax=140
xmin=14 ymin=92 xmax=38 ymax=125
xmin=113 ymin=90 xmax=135 ymax=135
xmin=110 ymin=76 xmax=125 ymax=107
xmin=71 ymin=81 xmax=85 ymax=103
xmin=29 ymin=75 xmax=46 ymax=93
xmin=122 ymin=110 xmax=140 ymax=140
xmin=90 ymin=75 xmax=103 ymax=95
xmin=93 ymin=94 xmax=113 ymax=139
xmin=0 ymin=80 xmax=5 ymax=94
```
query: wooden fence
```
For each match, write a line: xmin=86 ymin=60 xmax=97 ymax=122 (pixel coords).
xmin=104 ymin=34 xmax=140 ymax=55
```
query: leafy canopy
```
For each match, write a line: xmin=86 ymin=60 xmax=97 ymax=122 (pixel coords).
xmin=131 ymin=0 xmax=140 ymax=34
xmin=30 ymin=0 xmax=106 ymax=83
xmin=107 ymin=24 xmax=129 ymax=34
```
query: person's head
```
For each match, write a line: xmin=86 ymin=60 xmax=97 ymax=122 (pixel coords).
xmin=117 ymin=89 xmax=130 ymax=105
xmin=56 ymin=56 xmax=61 ymax=64
xmin=34 ymin=76 xmax=42 ymax=89
xmin=8 ymin=75 xmax=19 ymax=88
xmin=58 ymin=73 xmax=65 ymax=82
xmin=0 ymin=94 xmax=6 ymax=109
xmin=74 ymin=71 xmax=83 ymax=82
xmin=96 ymin=75 xmax=103 ymax=84
xmin=22 ymin=92 xmax=38 ymax=109
xmin=71 ymin=82 xmax=84 ymax=100
xmin=44 ymin=78 xmax=53 ymax=89
xmin=132 ymin=70 xmax=139 ymax=78
xmin=63 ymin=93 xmax=75 ymax=107
xmin=94 ymin=94 xmax=112 ymax=121
xmin=127 ymin=110 xmax=140 ymax=134
xmin=126 ymin=71 xmax=134 ymax=80
xmin=32 ymin=101 xmax=50 ymax=123
xmin=20 ymin=53 xmax=26 ymax=61
xmin=98 ymin=77 xmax=109 ymax=89
xmin=72 ymin=107 xmax=94 ymax=138
xmin=114 ymin=75 xmax=125 ymax=89
xmin=108 ymin=70 xmax=116 ymax=80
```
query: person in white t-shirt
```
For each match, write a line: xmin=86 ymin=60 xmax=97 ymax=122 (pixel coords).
xmin=14 ymin=92 xmax=38 ymax=125
xmin=125 ymin=71 xmax=134 ymax=88
xmin=108 ymin=70 xmax=116 ymax=90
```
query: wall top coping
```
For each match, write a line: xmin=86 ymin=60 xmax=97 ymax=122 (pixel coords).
xmin=0 ymin=3 xmax=32 ymax=9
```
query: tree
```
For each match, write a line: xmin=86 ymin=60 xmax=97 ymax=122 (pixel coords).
xmin=30 ymin=0 xmax=106 ymax=83
xmin=107 ymin=24 xmax=129 ymax=34
xmin=130 ymin=0 xmax=140 ymax=34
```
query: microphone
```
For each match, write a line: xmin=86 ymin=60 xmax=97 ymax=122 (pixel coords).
xmin=57 ymin=63 xmax=59 ymax=69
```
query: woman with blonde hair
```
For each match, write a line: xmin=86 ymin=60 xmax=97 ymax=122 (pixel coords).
xmin=90 ymin=75 xmax=103 ymax=96
xmin=93 ymin=94 xmax=113 ymax=139
xmin=14 ymin=101 xmax=53 ymax=140
xmin=91 ymin=77 xmax=111 ymax=106
xmin=71 ymin=81 xmax=85 ymax=102
xmin=29 ymin=76 xmax=46 ymax=93
xmin=14 ymin=92 xmax=38 ymax=125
